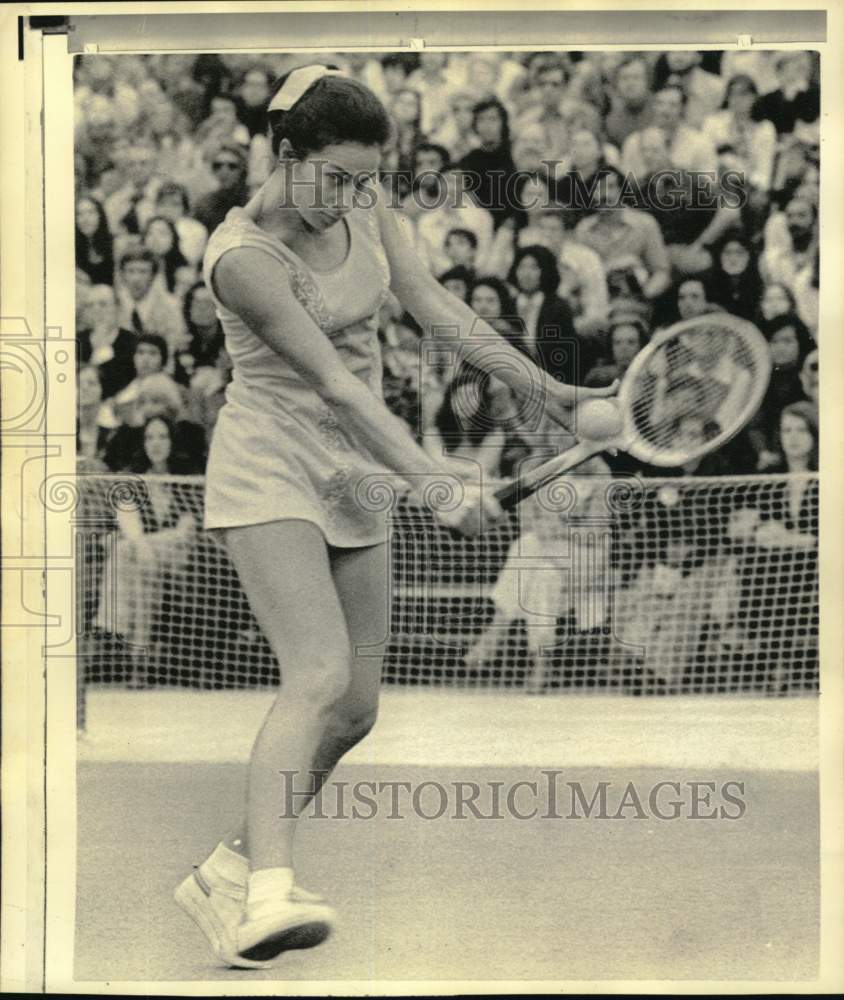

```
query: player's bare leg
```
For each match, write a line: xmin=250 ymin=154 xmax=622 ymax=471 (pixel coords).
xmin=176 ymin=526 xmax=390 ymax=966
xmin=213 ymin=540 xmax=388 ymax=850
xmin=177 ymin=520 xmax=354 ymax=965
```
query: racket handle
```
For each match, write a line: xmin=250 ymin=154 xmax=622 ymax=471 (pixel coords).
xmin=494 ymin=440 xmax=603 ymax=511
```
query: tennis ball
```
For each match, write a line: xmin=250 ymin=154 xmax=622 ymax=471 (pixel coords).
xmin=575 ymin=397 xmax=623 ymax=441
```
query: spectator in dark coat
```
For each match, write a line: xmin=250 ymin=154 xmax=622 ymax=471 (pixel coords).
xmin=77 ymin=284 xmax=138 ymax=399
xmin=707 ymin=235 xmax=765 ymax=321
xmin=508 ymin=245 xmax=595 ymax=384
xmin=458 ymin=99 xmax=518 ymax=229
xmin=76 ymin=195 xmax=115 ymax=286
xmin=192 ymin=143 xmax=249 ymax=234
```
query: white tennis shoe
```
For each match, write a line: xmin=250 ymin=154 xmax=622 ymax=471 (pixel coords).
xmin=174 ymin=867 xmax=330 ymax=969
xmin=234 ymin=894 xmax=336 ymax=966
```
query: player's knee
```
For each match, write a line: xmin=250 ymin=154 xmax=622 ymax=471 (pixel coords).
xmin=289 ymin=646 xmax=353 ymax=709
xmin=335 ymin=705 xmax=378 ymax=743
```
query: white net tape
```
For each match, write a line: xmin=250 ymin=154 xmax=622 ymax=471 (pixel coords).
xmin=75 ymin=471 xmax=819 ymax=722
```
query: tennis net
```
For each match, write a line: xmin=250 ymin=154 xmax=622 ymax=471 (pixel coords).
xmin=75 ymin=470 xmax=819 ymax=729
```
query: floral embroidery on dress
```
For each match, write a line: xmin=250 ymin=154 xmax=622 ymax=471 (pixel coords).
xmin=315 ymin=402 xmax=351 ymax=451
xmin=321 ymin=468 xmax=351 ymax=521
xmin=223 ymin=210 xmax=336 ymax=331
xmin=284 ymin=257 xmax=335 ymax=332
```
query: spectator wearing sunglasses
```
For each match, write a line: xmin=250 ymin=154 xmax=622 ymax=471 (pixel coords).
xmin=192 ymin=143 xmax=249 ymax=234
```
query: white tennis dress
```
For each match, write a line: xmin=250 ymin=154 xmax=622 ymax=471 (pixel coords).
xmin=202 ymin=204 xmax=393 ymax=547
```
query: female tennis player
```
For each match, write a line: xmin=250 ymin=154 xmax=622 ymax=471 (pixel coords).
xmin=174 ymin=64 xmax=616 ymax=968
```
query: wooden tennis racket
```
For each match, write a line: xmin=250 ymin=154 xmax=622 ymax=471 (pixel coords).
xmin=494 ymin=313 xmax=772 ymax=510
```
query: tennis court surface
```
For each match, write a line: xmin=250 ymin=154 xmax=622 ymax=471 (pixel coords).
xmin=76 ymin=690 xmax=818 ymax=983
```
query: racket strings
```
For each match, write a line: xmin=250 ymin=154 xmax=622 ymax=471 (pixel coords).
xmin=628 ymin=321 xmax=766 ymax=464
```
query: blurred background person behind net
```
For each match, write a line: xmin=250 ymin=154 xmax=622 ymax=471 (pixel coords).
xmin=105 ymin=368 xmax=207 ymax=475
xmin=726 ymin=401 xmax=819 ymax=693
xmin=463 ymin=455 xmax=615 ymax=693
xmin=749 ymin=313 xmax=816 ymax=469
xmin=96 ymin=414 xmax=199 ymax=688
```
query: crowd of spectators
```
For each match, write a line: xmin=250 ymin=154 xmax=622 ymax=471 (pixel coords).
xmin=74 ymin=50 xmax=820 ymax=693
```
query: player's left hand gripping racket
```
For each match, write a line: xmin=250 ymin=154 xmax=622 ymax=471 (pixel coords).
xmin=494 ymin=313 xmax=772 ymax=511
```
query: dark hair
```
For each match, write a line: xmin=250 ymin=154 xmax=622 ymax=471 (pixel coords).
xmin=786 ymin=195 xmax=818 ymax=221
xmin=706 ymin=234 xmax=764 ymax=321
xmin=142 ymin=215 xmax=188 ymax=293
xmin=135 ymin=332 xmax=169 ymax=368
xmin=131 ymin=415 xmax=192 ymax=475
xmin=156 ymin=182 xmax=190 ymax=214
xmin=445 ymin=227 xmax=478 ymax=250
xmin=438 ymin=265 xmax=474 ymax=291
xmin=508 ymin=244 xmax=561 ymax=296
xmin=75 ymin=194 xmax=114 ymax=284
xmin=414 ymin=142 xmax=450 ymax=169
xmin=381 ymin=53 xmax=412 ymax=73
xmin=182 ymin=280 xmax=224 ymax=367
xmin=761 ymin=313 xmax=815 ymax=366
xmin=678 ymin=274 xmax=713 ymax=300
xmin=471 ymin=98 xmax=511 ymax=149
xmin=609 ymin=317 xmax=649 ymax=352
xmin=469 ymin=275 xmax=517 ymax=319
xmin=722 ymin=73 xmax=758 ymax=109
xmin=778 ymin=400 xmax=819 ymax=471
xmin=213 ymin=142 xmax=248 ymax=171
xmin=119 ymin=248 xmax=157 ymax=273
xmin=267 ymin=65 xmax=393 ymax=158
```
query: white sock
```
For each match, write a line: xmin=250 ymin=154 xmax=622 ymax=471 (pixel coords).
xmin=200 ymin=842 xmax=249 ymax=895
xmin=246 ymin=867 xmax=295 ymax=921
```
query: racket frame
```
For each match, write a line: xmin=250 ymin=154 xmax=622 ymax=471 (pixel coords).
xmin=494 ymin=314 xmax=772 ymax=511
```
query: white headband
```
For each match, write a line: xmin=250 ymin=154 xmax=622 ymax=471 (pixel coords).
xmin=268 ymin=65 xmax=343 ymax=113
